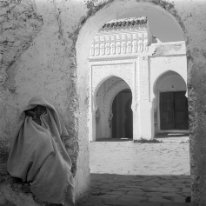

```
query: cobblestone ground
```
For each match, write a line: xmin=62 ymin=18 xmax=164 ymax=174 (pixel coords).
xmin=77 ymin=174 xmax=191 ymax=206
xmin=77 ymin=137 xmax=191 ymax=206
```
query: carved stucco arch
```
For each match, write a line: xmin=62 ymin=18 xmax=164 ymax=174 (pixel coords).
xmin=93 ymin=75 xmax=133 ymax=108
xmin=94 ymin=76 xmax=132 ymax=139
xmin=152 ymin=70 xmax=188 ymax=134
xmin=94 ymin=75 xmax=132 ymax=98
xmin=153 ymin=70 xmax=187 ymax=96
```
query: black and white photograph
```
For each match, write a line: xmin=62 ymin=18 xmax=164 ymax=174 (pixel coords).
xmin=0 ymin=0 xmax=204 ymax=206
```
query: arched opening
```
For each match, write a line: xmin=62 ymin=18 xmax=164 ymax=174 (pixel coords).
xmin=153 ymin=71 xmax=188 ymax=135
xmin=76 ymin=0 xmax=190 ymax=205
xmin=94 ymin=76 xmax=132 ymax=141
xmin=112 ymin=89 xmax=133 ymax=139
xmin=76 ymin=0 xmax=187 ymax=142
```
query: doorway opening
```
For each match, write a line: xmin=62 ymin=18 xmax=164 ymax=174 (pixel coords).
xmin=153 ymin=71 xmax=188 ymax=135
xmin=94 ymin=76 xmax=132 ymax=141
xmin=160 ymin=91 xmax=188 ymax=130
xmin=112 ymin=89 xmax=133 ymax=139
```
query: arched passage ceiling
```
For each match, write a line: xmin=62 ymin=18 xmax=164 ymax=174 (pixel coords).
xmin=77 ymin=0 xmax=184 ymax=62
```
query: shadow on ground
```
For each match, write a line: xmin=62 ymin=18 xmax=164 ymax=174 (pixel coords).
xmin=77 ymin=174 xmax=191 ymax=206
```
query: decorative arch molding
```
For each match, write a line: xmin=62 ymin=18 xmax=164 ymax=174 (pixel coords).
xmin=152 ymin=70 xmax=188 ymax=134
xmin=91 ymin=65 xmax=135 ymax=100
xmin=150 ymin=54 xmax=187 ymax=100
xmin=153 ymin=70 xmax=187 ymax=95
xmin=94 ymin=76 xmax=131 ymax=139
xmin=94 ymin=76 xmax=131 ymax=110
xmin=94 ymin=75 xmax=132 ymax=99
xmin=90 ymin=61 xmax=136 ymax=141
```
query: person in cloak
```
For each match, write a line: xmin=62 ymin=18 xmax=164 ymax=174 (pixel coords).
xmin=7 ymin=97 xmax=75 ymax=206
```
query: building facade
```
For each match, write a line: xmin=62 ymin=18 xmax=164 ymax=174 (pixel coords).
xmin=89 ymin=17 xmax=188 ymax=141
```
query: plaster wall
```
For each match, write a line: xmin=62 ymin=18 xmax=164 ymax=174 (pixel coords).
xmin=0 ymin=0 xmax=90 ymax=204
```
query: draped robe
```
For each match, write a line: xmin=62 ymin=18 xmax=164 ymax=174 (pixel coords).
xmin=7 ymin=97 xmax=74 ymax=205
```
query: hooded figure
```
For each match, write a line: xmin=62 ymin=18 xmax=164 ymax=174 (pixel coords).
xmin=7 ymin=97 xmax=75 ymax=205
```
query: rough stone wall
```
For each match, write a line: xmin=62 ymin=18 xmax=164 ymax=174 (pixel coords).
xmin=0 ymin=0 xmax=43 ymax=138
xmin=174 ymin=1 xmax=206 ymax=205
xmin=0 ymin=0 xmax=89 ymax=205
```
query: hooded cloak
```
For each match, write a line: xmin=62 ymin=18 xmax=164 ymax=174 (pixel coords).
xmin=7 ymin=97 xmax=74 ymax=205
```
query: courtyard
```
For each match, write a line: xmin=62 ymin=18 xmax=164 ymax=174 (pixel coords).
xmin=77 ymin=136 xmax=190 ymax=206
xmin=90 ymin=136 xmax=189 ymax=175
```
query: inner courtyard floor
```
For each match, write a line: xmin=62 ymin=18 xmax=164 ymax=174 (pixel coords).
xmin=90 ymin=136 xmax=189 ymax=175
xmin=78 ymin=136 xmax=191 ymax=206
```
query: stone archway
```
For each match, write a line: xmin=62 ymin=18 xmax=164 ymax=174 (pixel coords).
xmin=75 ymin=0 xmax=196 ymax=203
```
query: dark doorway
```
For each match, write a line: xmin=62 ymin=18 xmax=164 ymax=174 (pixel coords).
xmin=160 ymin=91 xmax=188 ymax=130
xmin=112 ymin=89 xmax=133 ymax=139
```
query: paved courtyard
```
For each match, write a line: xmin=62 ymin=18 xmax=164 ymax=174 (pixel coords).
xmin=77 ymin=136 xmax=191 ymax=206
xmin=90 ymin=137 xmax=190 ymax=175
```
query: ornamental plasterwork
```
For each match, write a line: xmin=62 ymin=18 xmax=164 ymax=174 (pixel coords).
xmin=89 ymin=17 xmax=152 ymax=59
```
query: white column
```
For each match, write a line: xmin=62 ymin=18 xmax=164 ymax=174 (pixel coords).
xmin=132 ymin=100 xmax=140 ymax=141
xmin=138 ymin=56 xmax=154 ymax=140
xmin=132 ymin=60 xmax=140 ymax=141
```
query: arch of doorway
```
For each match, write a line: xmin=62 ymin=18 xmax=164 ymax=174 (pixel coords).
xmin=152 ymin=70 xmax=187 ymax=99
xmin=94 ymin=75 xmax=133 ymax=102
xmin=94 ymin=76 xmax=132 ymax=141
